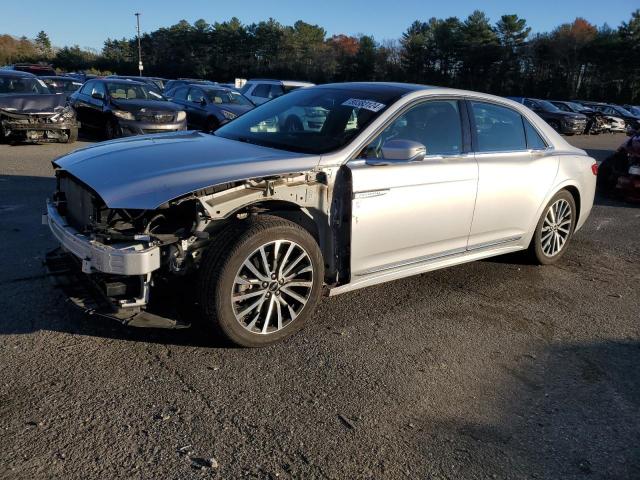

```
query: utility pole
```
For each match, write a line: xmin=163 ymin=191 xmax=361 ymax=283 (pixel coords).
xmin=135 ymin=12 xmax=143 ymax=76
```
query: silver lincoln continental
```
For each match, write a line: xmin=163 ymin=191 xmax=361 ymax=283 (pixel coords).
xmin=45 ymin=83 xmax=597 ymax=346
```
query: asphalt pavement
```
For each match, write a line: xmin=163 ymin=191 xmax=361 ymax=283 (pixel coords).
xmin=0 ymin=133 xmax=638 ymax=479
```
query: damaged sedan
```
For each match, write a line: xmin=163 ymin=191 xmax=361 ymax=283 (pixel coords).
xmin=0 ymin=70 xmax=79 ymax=143
xmin=44 ymin=83 xmax=597 ymax=346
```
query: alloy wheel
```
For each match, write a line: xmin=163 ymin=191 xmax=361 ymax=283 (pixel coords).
xmin=541 ymin=198 xmax=572 ymax=257
xmin=231 ymin=240 xmax=314 ymax=335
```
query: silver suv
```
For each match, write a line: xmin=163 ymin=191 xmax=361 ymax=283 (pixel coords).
xmin=45 ymin=82 xmax=597 ymax=347
xmin=240 ymin=79 xmax=314 ymax=105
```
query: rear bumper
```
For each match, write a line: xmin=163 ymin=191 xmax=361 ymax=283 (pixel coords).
xmin=45 ymin=199 xmax=160 ymax=275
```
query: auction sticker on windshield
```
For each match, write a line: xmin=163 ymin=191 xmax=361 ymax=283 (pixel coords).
xmin=341 ymin=98 xmax=386 ymax=112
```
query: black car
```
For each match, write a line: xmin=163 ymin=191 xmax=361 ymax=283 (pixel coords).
xmin=166 ymin=84 xmax=254 ymax=131
xmin=549 ymin=100 xmax=607 ymax=134
xmin=68 ymin=78 xmax=186 ymax=139
xmin=0 ymin=70 xmax=79 ymax=143
xmin=163 ymin=79 xmax=217 ymax=94
xmin=508 ymin=97 xmax=587 ymax=135
xmin=107 ymin=76 xmax=163 ymax=94
xmin=579 ymin=102 xmax=640 ymax=132
xmin=40 ymin=76 xmax=84 ymax=96
xmin=1 ymin=63 xmax=57 ymax=76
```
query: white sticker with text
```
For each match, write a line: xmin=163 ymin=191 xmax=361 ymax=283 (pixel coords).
xmin=341 ymin=98 xmax=386 ymax=112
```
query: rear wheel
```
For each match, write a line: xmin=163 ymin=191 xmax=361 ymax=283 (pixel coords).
xmin=198 ymin=216 xmax=324 ymax=347
xmin=529 ymin=190 xmax=576 ymax=265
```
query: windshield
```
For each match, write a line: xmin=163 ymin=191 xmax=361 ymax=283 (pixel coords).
xmin=43 ymin=78 xmax=83 ymax=93
xmin=628 ymin=106 xmax=640 ymax=116
xmin=106 ymin=82 xmax=164 ymax=101
xmin=0 ymin=76 xmax=50 ymax=95
xmin=538 ymin=100 xmax=561 ymax=112
xmin=205 ymin=89 xmax=253 ymax=106
xmin=214 ymin=87 xmax=400 ymax=154
xmin=567 ymin=101 xmax=590 ymax=112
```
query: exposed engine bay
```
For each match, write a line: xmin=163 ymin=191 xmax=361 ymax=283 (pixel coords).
xmin=46 ymin=167 xmax=349 ymax=328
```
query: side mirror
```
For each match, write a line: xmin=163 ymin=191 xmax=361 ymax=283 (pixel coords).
xmin=198 ymin=98 xmax=207 ymax=106
xmin=91 ymin=92 xmax=104 ymax=101
xmin=366 ymin=139 xmax=426 ymax=166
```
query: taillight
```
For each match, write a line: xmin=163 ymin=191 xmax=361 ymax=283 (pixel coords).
xmin=591 ymin=163 xmax=598 ymax=176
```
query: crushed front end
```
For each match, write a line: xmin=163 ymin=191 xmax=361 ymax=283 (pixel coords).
xmin=0 ymin=94 xmax=79 ymax=143
xmin=43 ymin=172 xmax=207 ymax=328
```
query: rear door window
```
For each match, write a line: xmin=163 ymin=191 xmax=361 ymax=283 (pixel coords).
xmin=523 ymin=119 xmax=548 ymax=150
xmin=471 ymin=102 xmax=527 ymax=152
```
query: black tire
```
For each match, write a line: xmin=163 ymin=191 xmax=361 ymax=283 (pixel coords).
xmin=528 ymin=190 xmax=576 ymax=265
xmin=104 ymin=118 xmax=119 ymax=140
xmin=66 ymin=127 xmax=78 ymax=143
xmin=205 ymin=117 xmax=219 ymax=133
xmin=198 ymin=216 xmax=324 ymax=347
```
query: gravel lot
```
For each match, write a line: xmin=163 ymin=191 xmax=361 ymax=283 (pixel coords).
xmin=0 ymin=133 xmax=638 ymax=479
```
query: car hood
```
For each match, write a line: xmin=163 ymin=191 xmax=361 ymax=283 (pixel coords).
xmin=110 ymin=99 xmax=183 ymax=113
xmin=53 ymin=131 xmax=319 ymax=209
xmin=551 ymin=111 xmax=586 ymax=120
xmin=0 ymin=93 xmax=67 ymax=113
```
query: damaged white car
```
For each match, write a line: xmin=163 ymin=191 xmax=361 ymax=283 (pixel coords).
xmin=45 ymin=83 xmax=597 ymax=346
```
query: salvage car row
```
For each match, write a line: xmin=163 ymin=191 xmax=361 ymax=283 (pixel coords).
xmin=2 ymin=62 xmax=638 ymax=144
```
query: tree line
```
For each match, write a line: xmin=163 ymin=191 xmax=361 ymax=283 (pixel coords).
xmin=1 ymin=9 xmax=639 ymax=103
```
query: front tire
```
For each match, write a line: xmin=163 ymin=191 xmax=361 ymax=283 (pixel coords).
xmin=529 ymin=190 xmax=576 ymax=265
xmin=65 ymin=127 xmax=78 ymax=143
xmin=104 ymin=118 xmax=119 ymax=139
xmin=198 ymin=216 xmax=324 ymax=347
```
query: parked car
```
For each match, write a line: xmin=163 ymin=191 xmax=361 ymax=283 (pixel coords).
xmin=0 ymin=70 xmax=78 ymax=143
xmin=166 ymin=84 xmax=254 ymax=131
xmin=623 ymin=105 xmax=640 ymax=117
xmin=163 ymin=79 xmax=217 ymax=94
xmin=549 ymin=100 xmax=610 ymax=135
xmin=578 ymin=102 xmax=640 ymax=133
xmin=1 ymin=63 xmax=57 ymax=76
xmin=68 ymin=78 xmax=186 ymax=138
xmin=240 ymin=79 xmax=314 ymax=105
xmin=107 ymin=76 xmax=163 ymax=94
xmin=508 ymin=97 xmax=587 ymax=135
xmin=598 ymin=132 xmax=640 ymax=202
xmin=66 ymin=72 xmax=98 ymax=82
xmin=40 ymin=76 xmax=84 ymax=96
xmin=44 ymin=82 xmax=597 ymax=346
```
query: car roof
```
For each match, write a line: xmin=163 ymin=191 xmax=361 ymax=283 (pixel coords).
xmin=247 ymin=79 xmax=315 ymax=87
xmin=0 ymin=69 xmax=38 ymax=78
xmin=314 ymin=82 xmax=435 ymax=96
xmin=97 ymin=78 xmax=146 ymax=86
xmin=41 ymin=75 xmax=78 ymax=81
